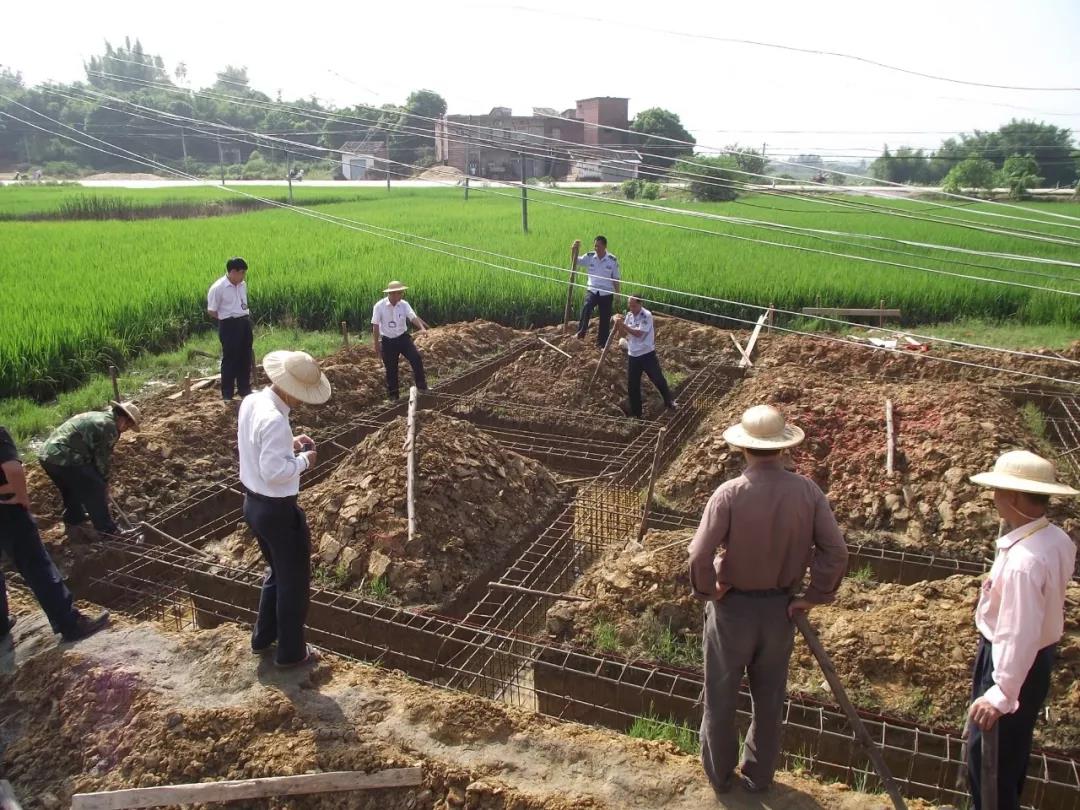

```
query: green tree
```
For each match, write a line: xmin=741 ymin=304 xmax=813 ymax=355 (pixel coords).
xmin=726 ymin=143 xmax=767 ymax=179
xmin=629 ymin=107 xmax=695 ymax=174
xmin=941 ymin=157 xmax=997 ymax=196
xmin=674 ymin=155 xmax=739 ymax=201
xmin=1000 ymin=153 xmax=1043 ymax=200
xmin=869 ymin=145 xmax=932 ymax=184
xmin=85 ymin=38 xmax=170 ymax=91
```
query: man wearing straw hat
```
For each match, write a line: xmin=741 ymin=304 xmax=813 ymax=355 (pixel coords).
xmin=371 ymin=280 xmax=430 ymax=402
xmin=39 ymin=401 xmax=142 ymax=543
xmin=966 ymin=450 xmax=1078 ymax=810
xmin=687 ymin=405 xmax=848 ymax=795
xmin=238 ymin=351 xmax=331 ymax=668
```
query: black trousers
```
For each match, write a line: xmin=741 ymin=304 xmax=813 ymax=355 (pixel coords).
xmin=40 ymin=461 xmax=118 ymax=534
xmin=577 ymin=291 xmax=614 ymax=347
xmin=381 ymin=334 xmax=427 ymax=400
xmin=218 ymin=316 xmax=253 ymax=400
xmin=968 ymin=637 xmax=1054 ymax=810
xmin=245 ymin=493 xmax=311 ymax=665
xmin=0 ymin=504 xmax=79 ymax=636
xmin=628 ymin=351 xmax=673 ymax=418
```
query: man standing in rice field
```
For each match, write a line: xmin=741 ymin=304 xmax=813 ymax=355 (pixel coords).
xmin=207 ymin=256 xmax=253 ymax=404
xmin=572 ymin=236 xmax=620 ymax=348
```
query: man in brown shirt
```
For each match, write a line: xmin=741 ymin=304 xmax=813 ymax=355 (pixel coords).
xmin=687 ymin=405 xmax=848 ymax=795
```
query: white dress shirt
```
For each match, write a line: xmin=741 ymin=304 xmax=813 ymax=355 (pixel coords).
xmin=576 ymin=251 xmax=621 ymax=295
xmin=975 ymin=516 xmax=1075 ymax=713
xmin=371 ymin=297 xmax=418 ymax=339
xmin=623 ymin=307 xmax=656 ymax=357
xmin=237 ymin=388 xmax=309 ymax=497
xmin=207 ymin=275 xmax=249 ymax=320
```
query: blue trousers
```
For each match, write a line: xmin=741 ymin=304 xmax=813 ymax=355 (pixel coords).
xmin=0 ymin=504 xmax=80 ymax=636
xmin=577 ymin=291 xmax=614 ymax=347
xmin=245 ymin=493 xmax=311 ymax=665
xmin=968 ymin=637 xmax=1054 ymax=810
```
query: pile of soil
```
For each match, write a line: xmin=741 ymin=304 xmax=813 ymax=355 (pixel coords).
xmin=547 ymin=536 xmax=1080 ymax=750
xmin=656 ymin=366 xmax=1080 ymax=560
xmin=417 ymin=165 xmax=465 ymax=182
xmin=0 ymin=599 xmax=882 ymax=810
xmin=210 ymin=412 xmax=561 ymax=609
xmin=25 ymin=321 xmax=525 ymax=536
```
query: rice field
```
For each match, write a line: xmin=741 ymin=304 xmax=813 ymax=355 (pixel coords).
xmin=1 ymin=184 xmax=1078 ymax=401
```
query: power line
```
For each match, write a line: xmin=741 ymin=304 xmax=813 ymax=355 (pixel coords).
xmin=3 ymin=101 xmax=1078 ymax=386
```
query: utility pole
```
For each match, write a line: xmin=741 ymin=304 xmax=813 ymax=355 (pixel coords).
xmin=286 ymin=151 xmax=293 ymax=203
xmin=385 ymin=138 xmax=391 ymax=191
xmin=216 ymin=135 xmax=225 ymax=186
xmin=520 ymin=152 xmax=529 ymax=233
xmin=180 ymin=127 xmax=188 ymax=170
xmin=464 ymin=140 xmax=469 ymax=201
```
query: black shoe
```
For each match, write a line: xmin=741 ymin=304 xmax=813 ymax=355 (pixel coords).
xmin=61 ymin=610 xmax=110 ymax=642
xmin=712 ymin=772 xmax=735 ymax=796
xmin=251 ymin=639 xmax=276 ymax=654
xmin=740 ymin=775 xmax=769 ymax=794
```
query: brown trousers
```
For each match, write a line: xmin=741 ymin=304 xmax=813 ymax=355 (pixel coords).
xmin=700 ymin=594 xmax=794 ymax=790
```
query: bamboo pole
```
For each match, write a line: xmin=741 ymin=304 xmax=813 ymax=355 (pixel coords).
xmin=405 ymin=385 xmax=418 ymax=546
xmin=563 ymin=243 xmax=580 ymax=333
xmin=885 ymin=399 xmax=895 ymax=475
xmin=70 ymin=768 xmax=423 ymax=810
xmin=980 ymin=724 xmax=999 ymax=810
xmin=637 ymin=427 xmax=667 ymax=544
xmin=792 ymin=612 xmax=907 ymax=810
xmin=488 ymin=581 xmax=591 ymax=602
xmin=537 ymin=336 xmax=572 ymax=359
xmin=586 ymin=328 xmax=616 ymax=395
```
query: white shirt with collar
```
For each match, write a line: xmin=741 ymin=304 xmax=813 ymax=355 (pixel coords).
xmin=237 ymin=387 xmax=310 ymax=497
xmin=623 ymin=307 xmax=656 ymax=357
xmin=371 ymin=297 xmax=418 ymax=339
xmin=207 ymin=275 xmax=249 ymax=320
xmin=974 ymin=516 xmax=1075 ymax=713
xmin=576 ymin=251 xmax=621 ymax=295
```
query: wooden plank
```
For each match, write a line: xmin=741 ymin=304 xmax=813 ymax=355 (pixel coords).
xmin=728 ymin=333 xmax=752 ymax=367
xmin=0 ymin=780 xmax=24 ymax=810
xmin=802 ymin=308 xmax=902 ymax=318
xmin=70 ymin=768 xmax=423 ymax=810
xmin=739 ymin=312 xmax=768 ymax=369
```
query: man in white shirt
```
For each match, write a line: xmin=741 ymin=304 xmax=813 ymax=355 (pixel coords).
xmin=238 ymin=350 xmax=331 ymax=668
xmin=371 ymin=280 xmax=430 ymax=401
xmin=206 ymin=257 xmax=253 ymax=403
xmin=613 ymin=297 xmax=675 ymax=419
xmin=572 ymin=236 xmax=621 ymax=348
xmin=967 ymin=450 xmax=1078 ymax=810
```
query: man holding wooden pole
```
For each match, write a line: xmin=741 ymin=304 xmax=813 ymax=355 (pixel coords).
xmin=687 ymin=405 xmax=848 ymax=796
xmin=571 ymin=236 xmax=620 ymax=348
xmin=966 ymin=450 xmax=1078 ymax=810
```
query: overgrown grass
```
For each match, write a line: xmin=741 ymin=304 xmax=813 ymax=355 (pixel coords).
xmin=592 ymin=619 xmax=621 ymax=654
xmin=313 ymin=562 xmax=351 ymax=591
xmin=849 ymin=563 xmax=876 ymax=583
xmin=367 ymin=575 xmax=390 ymax=601
xmin=1020 ymin=401 xmax=1048 ymax=440
xmin=2 ymin=188 xmax=1077 ymax=402
xmin=627 ymin=713 xmax=700 ymax=755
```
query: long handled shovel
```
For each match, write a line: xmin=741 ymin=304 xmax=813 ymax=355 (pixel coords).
xmin=792 ymin=611 xmax=907 ymax=810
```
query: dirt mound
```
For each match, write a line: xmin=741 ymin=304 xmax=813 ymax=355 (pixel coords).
xmin=763 ymin=335 xmax=1080 ymax=386
xmin=657 ymin=366 xmax=1080 ymax=560
xmin=417 ymin=165 xmax=465 ymax=182
xmin=211 ymin=412 xmax=561 ymax=609
xmin=548 ymin=536 xmax=1080 ymax=750
xmin=81 ymin=172 xmax=165 ymax=181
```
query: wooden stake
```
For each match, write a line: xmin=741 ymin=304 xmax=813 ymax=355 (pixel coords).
xmin=563 ymin=243 xmax=580 ymax=333
xmin=341 ymin=320 xmax=349 ymax=348
xmin=586 ymin=328 xmax=615 ymax=395
xmin=537 ymin=336 xmax=572 ymax=359
xmin=729 ymin=334 xmax=752 ymax=367
xmin=879 ymin=298 xmax=886 ymax=328
xmin=980 ymin=724 xmax=999 ymax=810
xmin=792 ymin=613 xmax=907 ymax=810
xmin=0 ymin=780 xmax=24 ymax=810
xmin=405 ymin=386 xmax=418 ymax=546
xmin=766 ymin=302 xmax=775 ymax=332
xmin=109 ymin=365 xmax=120 ymax=401
xmin=637 ymin=427 xmax=667 ymax=544
xmin=885 ymin=399 xmax=895 ymax=476
xmin=739 ymin=312 xmax=768 ymax=369
xmin=183 ymin=374 xmax=192 ymax=399
xmin=488 ymin=581 xmax=591 ymax=602
xmin=70 ymin=768 xmax=423 ymax=810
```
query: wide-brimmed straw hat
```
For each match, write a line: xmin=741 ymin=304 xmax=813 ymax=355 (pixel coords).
xmin=110 ymin=400 xmax=142 ymax=430
xmin=383 ymin=280 xmax=408 ymax=294
xmin=970 ymin=450 xmax=1079 ymax=496
xmin=263 ymin=351 xmax=332 ymax=405
xmin=722 ymin=405 xmax=805 ymax=450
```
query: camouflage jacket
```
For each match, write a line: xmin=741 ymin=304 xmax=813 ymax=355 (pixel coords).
xmin=39 ymin=411 xmax=119 ymax=479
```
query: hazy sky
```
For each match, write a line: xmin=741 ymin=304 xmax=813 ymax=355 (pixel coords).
xmin=4 ymin=0 xmax=1079 ymax=158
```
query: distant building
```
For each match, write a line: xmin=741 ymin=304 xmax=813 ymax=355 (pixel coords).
xmin=340 ymin=136 xmax=388 ymax=180
xmin=434 ymin=97 xmax=640 ymax=181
